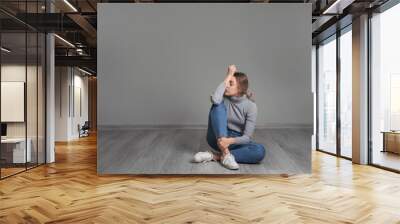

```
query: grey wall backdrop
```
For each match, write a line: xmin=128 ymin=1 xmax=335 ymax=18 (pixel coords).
xmin=98 ymin=3 xmax=312 ymax=128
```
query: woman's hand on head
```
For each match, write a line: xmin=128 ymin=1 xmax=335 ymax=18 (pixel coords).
xmin=224 ymin=64 xmax=237 ymax=87
xmin=228 ymin=64 xmax=237 ymax=75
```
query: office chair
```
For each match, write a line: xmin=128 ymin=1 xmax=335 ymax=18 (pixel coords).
xmin=78 ymin=121 xmax=90 ymax=138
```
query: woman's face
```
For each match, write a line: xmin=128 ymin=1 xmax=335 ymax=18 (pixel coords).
xmin=224 ymin=77 xmax=240 ymax=96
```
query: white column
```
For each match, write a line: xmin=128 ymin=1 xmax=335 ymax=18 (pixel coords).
xmin=352 ymin=14 xmax=369 ymax=164
xmin=46 ymin=1 xmax=55 ymax=163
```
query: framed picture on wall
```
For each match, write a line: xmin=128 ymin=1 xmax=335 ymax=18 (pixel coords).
xmin=1 ymin=81 xmax=25 ymax=122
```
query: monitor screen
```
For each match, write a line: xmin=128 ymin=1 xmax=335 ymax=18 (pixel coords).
xmin=1 ymin=123 xmax=7 ymax=137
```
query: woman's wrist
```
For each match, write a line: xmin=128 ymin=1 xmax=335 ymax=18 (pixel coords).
xmin=228 ymin=137 xmax=236 ymax=144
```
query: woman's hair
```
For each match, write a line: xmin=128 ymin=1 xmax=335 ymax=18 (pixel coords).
xmin=233 ymin=72 xmax=255 ymax=102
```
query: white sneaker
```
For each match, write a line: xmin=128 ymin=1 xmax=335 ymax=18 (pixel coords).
xmin=221 ymin=153 xmax=239 ymax=170
xmin=193 ymin=151 xmax=214 ymax=163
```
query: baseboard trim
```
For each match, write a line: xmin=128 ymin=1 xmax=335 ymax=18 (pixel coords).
xmin=98 ymin=124 xmax=313 ymax=130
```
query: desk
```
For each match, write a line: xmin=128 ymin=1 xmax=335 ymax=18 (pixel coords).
xmin=1 ymin=138 xmax=32 ymax=163
xmin=381 ymin=131 xmax=400 ymax=154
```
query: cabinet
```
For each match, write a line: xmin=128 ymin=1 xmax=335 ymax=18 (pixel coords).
xmin=382 ymin=131 xmax=400 ymax=154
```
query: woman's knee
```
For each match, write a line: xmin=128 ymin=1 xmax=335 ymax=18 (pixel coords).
xmin=253 ymin=144 xmax=266 ymax=163
xmin=209 ymin=103 xmax=227 ymax=123
xmin=210 ymin=102 xmax=226 ymax=113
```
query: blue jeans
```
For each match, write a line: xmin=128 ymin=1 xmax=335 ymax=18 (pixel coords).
xmin=206 ymin=102 xmax=266 ymax=164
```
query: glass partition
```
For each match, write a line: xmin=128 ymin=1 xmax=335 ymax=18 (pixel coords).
xmin=0 ymin=1 xmax=46 ymax=179
xmin=1 ymin=31 xmax=28 ymax=177
xmin=27 ymin=30 xmax=38 ymax=169
xmin=38 ymin=32 xmax=45 ymax=165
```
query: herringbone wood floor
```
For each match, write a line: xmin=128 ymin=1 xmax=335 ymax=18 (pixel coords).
xmin=1 ymin=133 xmax=400 ymax=224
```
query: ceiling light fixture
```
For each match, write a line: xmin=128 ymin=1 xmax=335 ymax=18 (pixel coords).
xmin=63 ymin=0 xmax=78 ymax=12
xmin=1 ymin=47 xmax=11 ymax=53
xmin=322 ymin=0 xmax=343 ymax=14
xmin=54 ymin=34 xmax=75 ymax=48
xmin=78 ymin=67 xmax=93 ymax=76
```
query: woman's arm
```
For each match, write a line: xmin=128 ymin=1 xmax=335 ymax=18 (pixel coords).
xmin=210 ymin=81 xmax=226 ymax=105
xmin=218 ymin=102 xmax=257 ymax=148
xmin=210 ymin=65 xmax=237 ymax=104
xmin=232 ymin=103 xmax=257 ymax=144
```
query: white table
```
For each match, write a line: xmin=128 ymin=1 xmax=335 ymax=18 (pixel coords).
xmin=1 ymin=138 xmax=32 ymax=163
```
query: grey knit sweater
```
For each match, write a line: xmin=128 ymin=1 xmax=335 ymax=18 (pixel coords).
xmin=210 ymin=81 xmax=257 ymax=144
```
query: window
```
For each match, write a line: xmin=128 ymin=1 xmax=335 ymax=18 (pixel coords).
xmin=371 ymin=2 xmax=400 ymax=171
xmin=340 ymin=27 xmax=352 ymax=158
xmin=318 ymin=35 xmax=337 ymax=154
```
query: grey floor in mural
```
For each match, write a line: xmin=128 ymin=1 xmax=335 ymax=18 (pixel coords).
xmin=97 ymin=128 xmax=312 ymax=174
